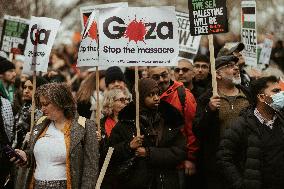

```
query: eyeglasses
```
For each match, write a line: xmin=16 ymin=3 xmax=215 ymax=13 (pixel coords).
xmin=174 ymin=67 xmax=192 ymax=73
xmin=151 ymin=72 xmax=169 ymax=81
xmin=193 ymin=64 xmax=209 ymax=70
xmin=115 ymin=97 xmax=130 ymax=103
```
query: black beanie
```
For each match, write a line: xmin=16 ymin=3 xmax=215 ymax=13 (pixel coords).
xmin=105 ymin=66 xmax=126 ymax=87
xmin=0 ymin=56 xmax=15 ymax=74
xmin=27 ymin=76 xmax=49 ymax=88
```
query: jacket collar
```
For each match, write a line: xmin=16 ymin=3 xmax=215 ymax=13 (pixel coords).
xmin=70 ymin=114 xmax=85 ymax=153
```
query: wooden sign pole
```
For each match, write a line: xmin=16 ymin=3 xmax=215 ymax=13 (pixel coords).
xmin=208 ymin=34 xmax=218 ymax=96
xmin=96 ymin=66 xmax=101 ymax=135
xmin=95 ymin=147 xmax=114 ymax=189
xmin=29 ymin=28 xmax=38 ymax=133
xmin=29 ymin=71 xmax=37 ymax=133
xmin=135 ymin=66 xmax=140 ymax=136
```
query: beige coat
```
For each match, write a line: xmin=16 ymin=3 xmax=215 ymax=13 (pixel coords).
xmin=15 ymin=115 xmax=99 ymax=189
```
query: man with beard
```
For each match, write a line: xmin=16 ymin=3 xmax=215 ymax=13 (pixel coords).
xmin=173 ymin=59 xmax=194 ymax=91
xmin=217 ymin=42 xmax=251 ymax=87
xmin=193 ymin=55 xmax=252 ymax=189
xmin=148 ymin=66 xmax=198 ymax=189
xmin=0 ymin=57 xmax=16 ymax=104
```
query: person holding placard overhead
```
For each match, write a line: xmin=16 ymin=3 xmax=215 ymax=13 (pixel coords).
xmin=11 ymin=82 xmax=99 ymax=189
xmin=193 ymin=55 xmax=252 ymax=189
xmin=104 ymin=78 xmax=186 ymax=189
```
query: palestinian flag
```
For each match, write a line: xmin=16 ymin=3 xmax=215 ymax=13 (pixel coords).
xmin=241 ymin=6 xmax=256 ymax=29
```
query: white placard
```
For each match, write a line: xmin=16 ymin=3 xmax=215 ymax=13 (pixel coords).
xmin=241 ymin=1 xmax=257 ymax=67
xmin=98 ymin=6 xmax=179 ymax=67
xmin=176 ymin=11 xmax=201 ymax=55
xmin=77 ymin=10 xmax=99 ymax=67
xmin=259 ymin=38 xmax=273 ymax=65
xmin=24 ymin=16 xmax=61 ymax=72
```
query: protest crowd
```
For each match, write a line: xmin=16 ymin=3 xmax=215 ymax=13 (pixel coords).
xmin=1 ymin=1 xmax=284 ymax=189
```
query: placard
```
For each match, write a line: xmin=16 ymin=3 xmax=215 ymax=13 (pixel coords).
xmin=176 ymin=11 xmax=201 ymax=60
xmin=24 ymin=16 xmax=61 ymax=72
xmin=188 ymin=0 xmax=228 ymax=36
xmin=0 ymin=15 xmax=29 ymax=55
xmin=259 ymin=38 xmax=273 ymax=65
xmin=241 ymin=1 xmax=257 ymax=67
xmin=98 ymin=6 xmax=179 ymax=66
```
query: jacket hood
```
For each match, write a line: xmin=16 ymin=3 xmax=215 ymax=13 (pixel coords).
xmin=118 ymin=101 xmax=184 ymax=128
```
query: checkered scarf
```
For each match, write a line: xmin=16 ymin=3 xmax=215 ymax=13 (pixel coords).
xmin=1 ymin=96 xmax=14 ymax=142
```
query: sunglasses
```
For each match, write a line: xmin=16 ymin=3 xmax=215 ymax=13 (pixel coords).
xmin=115 ymin=97 xmax=131 ymax=103
xmin=174 ymin=67 xmax=191 ymax=73
xmin=151 ymin=72 xmax=169 ymax=81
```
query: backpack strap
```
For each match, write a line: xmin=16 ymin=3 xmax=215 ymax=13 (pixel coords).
xmin=177 ymin=85 xmax=186 ymax=115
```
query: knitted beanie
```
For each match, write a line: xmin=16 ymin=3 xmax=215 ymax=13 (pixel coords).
xmin=105 ymin=66 xmax=126 ymax=87
xmin=0 ymin=56 xmax=15 ymax=74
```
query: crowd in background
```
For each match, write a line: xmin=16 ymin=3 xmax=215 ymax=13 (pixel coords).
xmin=0 ymin=33 xmax=284 ymax=189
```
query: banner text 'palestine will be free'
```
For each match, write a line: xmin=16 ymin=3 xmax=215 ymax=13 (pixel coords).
xmin=188 ymin=0 xmax=228 ymax=36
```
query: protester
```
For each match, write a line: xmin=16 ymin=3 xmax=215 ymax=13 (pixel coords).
xmin=192 ymin=54 xmax=212 ymax=99
xmin=124 ymin=66 xmax=149 ymax=90
xmin=13 ymin=76 xmax=48 ymax=149
xmin=99 ymin=88 xmax=131 ymax=169
xmin=12 ymin=82 xmax=99 ymax=188
xmin=271 ymin=40 xmax=284 ymax=72
xmin=193 ymin=55 xmax=252 ymax=189
xmin=12 ymin=76 xmax=48 ymax=189
xmin=77 ymin=71 xmax=105 ymax=119
xmin=105 ymin=66 xmax=127 ymax=90
xmin=13 ymin=55 xmax=25 ymax=77
xmin=104 ymin=78 xmax=186 ymax=189
xmin=148 ymin=67 xmax=198 ymax=189
xmin=43 ymin=70 xmax=67 ymax=83
xmin=217 ymin=42 xmax=251 ymax=87
xmin=0 ymin=56 xmax=17 ymax=103
xmin=218 ymin=76 xmax=284 ymax=189
xmin=173 ymin=59 xmax=195 ymax=91
xmin=0 ymin=94 xmax=14 ymax=188
xmin=101 ymin=88 xmax=131 ymax=139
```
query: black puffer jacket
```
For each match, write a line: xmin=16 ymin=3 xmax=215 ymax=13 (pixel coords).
xmin=192 ymin=85 xmax=252 ymax=189
xmin=217 ymin=107 xmax=284 ymax=189
xmin=105 ymin=101 xmax=187 ymax=189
